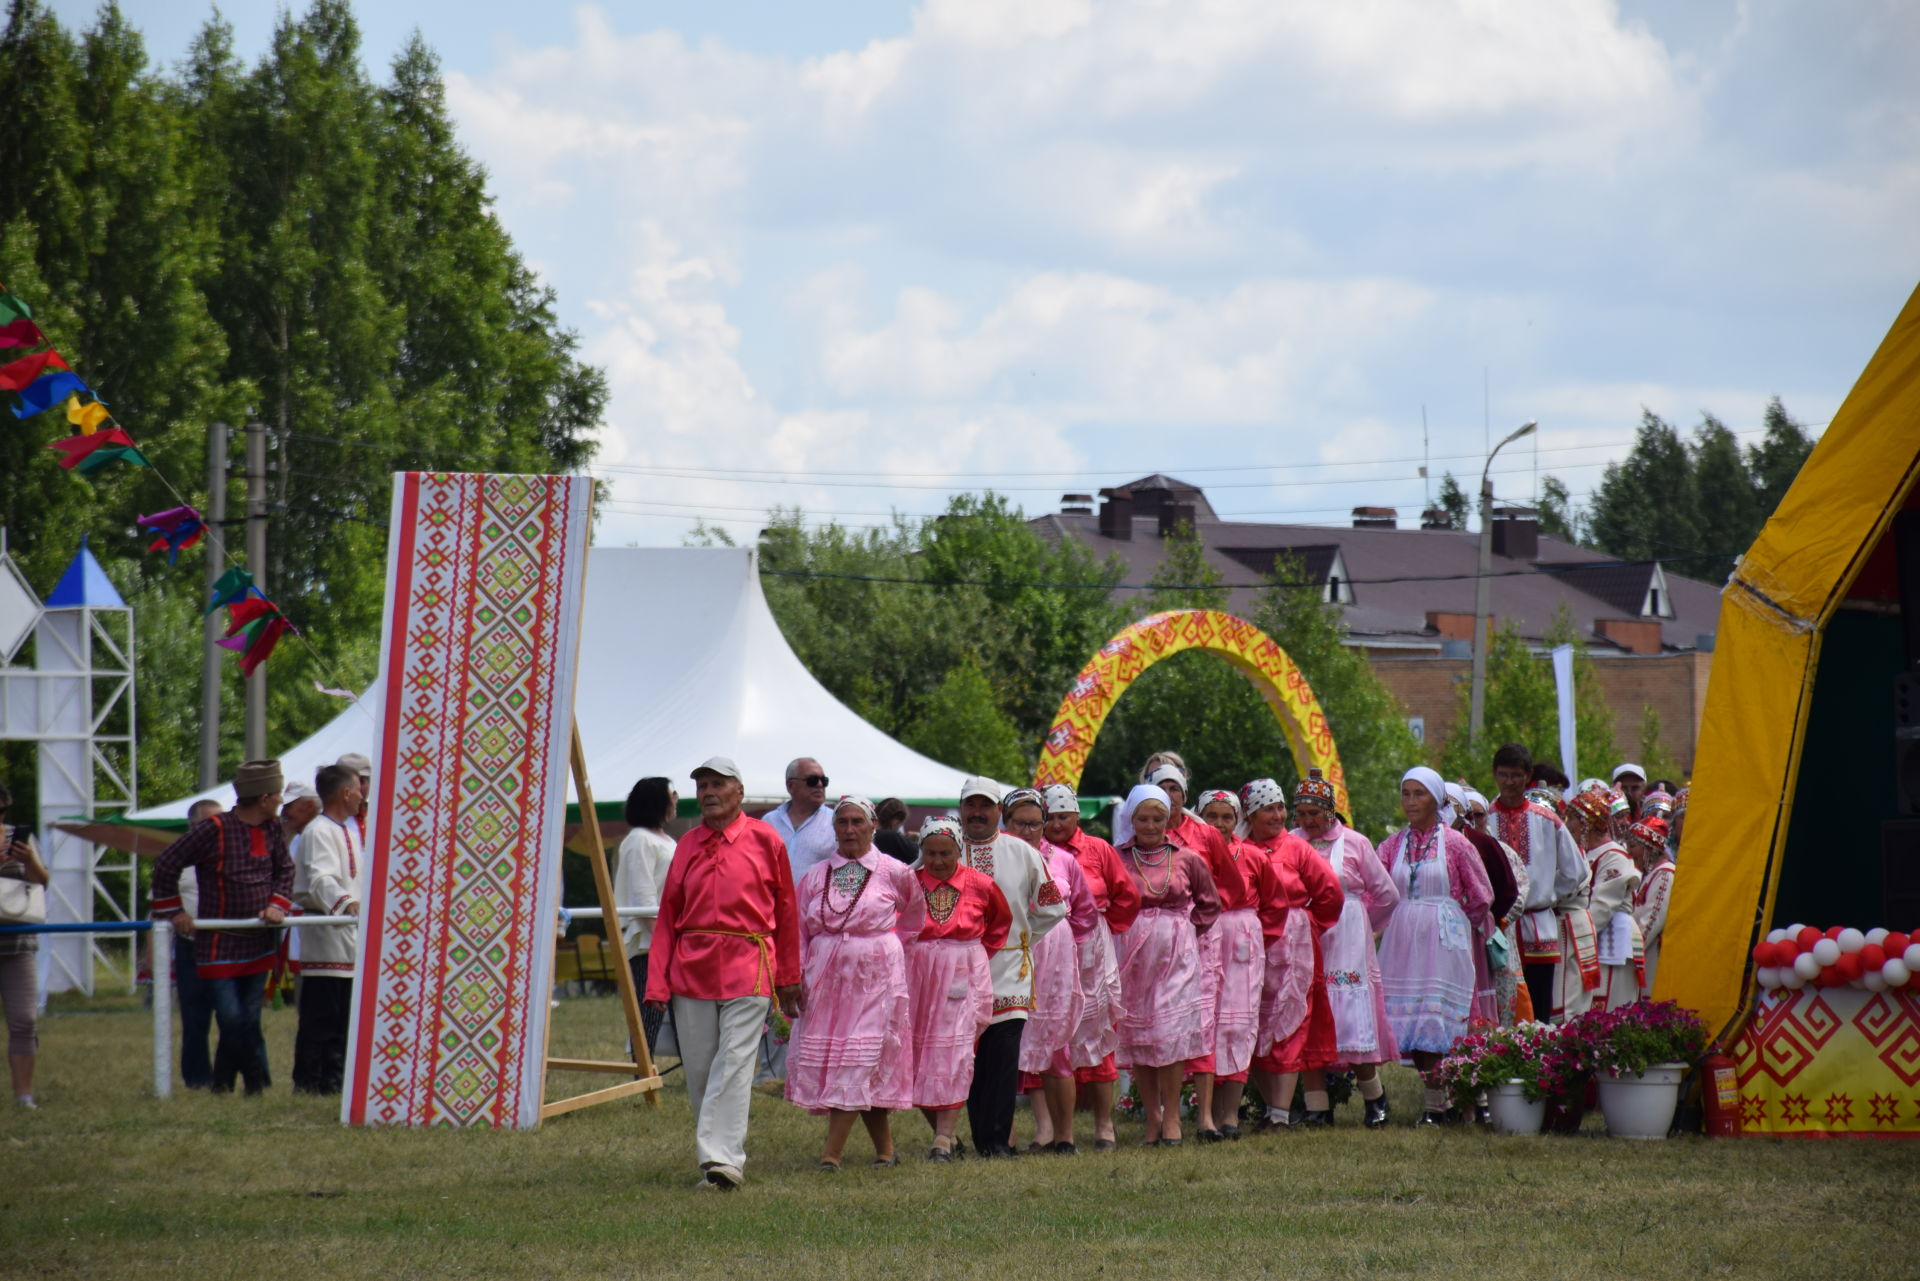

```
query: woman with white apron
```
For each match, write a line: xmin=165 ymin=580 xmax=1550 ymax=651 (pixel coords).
xmin=1377 ymin=766 xmax=1494 ymax=1127
xmin=1290 ymin=768 xmax=1399 ymax=1129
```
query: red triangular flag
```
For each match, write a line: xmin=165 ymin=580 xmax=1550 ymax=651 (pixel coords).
xmin=0 ymin=349 xmax=69 ymax=391
xmin=46 ymin=426 xmax=133 ymax=469
xmin=224 ymin=596 xmax=277 ymax=636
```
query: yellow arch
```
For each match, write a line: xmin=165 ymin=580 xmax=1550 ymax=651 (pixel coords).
xmin=1033 ymin=608 xmax=1348 ymax=817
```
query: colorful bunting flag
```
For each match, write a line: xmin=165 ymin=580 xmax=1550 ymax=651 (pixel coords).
xmin=47 ymin=426 xmax=135 ymax=469
xmin=73 ymin=443 xmax=150 ymax=474
xmin=136 ymin=506 xmax=205 ymax=567
xmin=204 ymin=566 xmax=256 ymax=615
xmin=0 ymin=348 xmax=68 ymax=391
xmin=224 ymin=596 xmax=278 ymax=635
xmin=239 ymin=616 xmax=290 ymax=677
xmin=0 ymin=292 xmax=32 ymax=325
xmin=66 ymin=393 xmax=110 ymax=433
xmin=0 ymin=318 xmax=45 ymax=349
xmin=13 ymin=369 xmax=93 ymax=418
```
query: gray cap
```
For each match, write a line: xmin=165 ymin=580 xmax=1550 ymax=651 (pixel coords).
xmin=691 ymin=755 xmax=743 ymax=781
xmin=958 ymin=776 xmax=1002 ymax=804
xmin=337 ymin=752 xmax=372 ymax=777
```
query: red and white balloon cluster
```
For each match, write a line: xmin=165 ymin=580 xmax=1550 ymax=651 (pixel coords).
xmin=1753 ymin=926 xmax=1920 ymax=992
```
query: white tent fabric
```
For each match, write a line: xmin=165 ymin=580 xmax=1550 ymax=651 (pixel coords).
xmin=131 ymin=546 xmax=984 ymax=819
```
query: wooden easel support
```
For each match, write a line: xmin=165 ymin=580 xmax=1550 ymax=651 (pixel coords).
xmin=539 ymin=724 xmax=665 ymax=1121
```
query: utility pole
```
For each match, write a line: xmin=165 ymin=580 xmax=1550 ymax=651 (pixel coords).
xmin=1469 ymin=420 xmax=1538 ymax=744
xmin=244 ymin=421 xmax=268 ymax=761
xmin=199 ymin=423 xmax=229 ymax=787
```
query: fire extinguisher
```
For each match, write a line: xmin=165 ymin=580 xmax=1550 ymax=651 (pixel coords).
xmin=1700 ymin=1044 xmax=1740 ymax=1137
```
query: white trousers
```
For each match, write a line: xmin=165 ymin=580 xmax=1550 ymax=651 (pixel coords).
xmin=671 ymin=994 xmax=770 ymax=1172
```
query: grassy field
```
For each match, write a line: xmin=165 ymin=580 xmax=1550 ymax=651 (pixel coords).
xmin=5 ymin=988 xmax=1918 ymax=1280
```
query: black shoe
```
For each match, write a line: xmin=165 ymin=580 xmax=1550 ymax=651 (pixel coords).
xmin=1302 ymin=1109 xmax=1333 ymax=1127
xmin=1197 ymin=1128 xmax=1225 ymax=1144
xmin=1049 ymin=1141 xmax=1078 ymax=1155
xmin=950 ymin=1138 xmax=969 ymax=1160
xmin=1219 ymin=1124 xmax=1241 ymax=1141
xmin=1417 ymin=1109 xmax=1447 ymax=1127
xmin=990 ymin=1143 xmax=1021 ymax=1159
xmin=1252 ymin=1115 xmax=1284 ymax=1136
xmin=928 ymin=1146 xmax=953 ymax=1163
xmin=1474 ymin=1104 xmax=1492 ymax=1126
xmin=1442 ymin=1107 xmax=1467 ymax=1126
xmin=1363 ymin=1097 xmax=1390 ymax=1129
xmin=1158 ymin=1136 xmax=1183 ymax=1148
xmin=1288 ymin=1104 xmax=1307 ymax=1126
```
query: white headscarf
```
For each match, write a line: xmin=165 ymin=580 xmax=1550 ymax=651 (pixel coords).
xmin=1114 ymin=783 xmax=1171 ymax=848
xmin=1041 ymin=784 xmax=1079 ymax=815
xmin=834 ymin=795 xmax=877 ymax=825
xmin=1402 ymin=766 xmax=1455 ymax=827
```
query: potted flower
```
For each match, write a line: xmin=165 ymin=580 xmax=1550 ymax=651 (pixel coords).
xmin=1570 ymin=1000 xmax=1707 ymax=1139
xmin=1438 ymin=1022 xmax=1573 ymax=1135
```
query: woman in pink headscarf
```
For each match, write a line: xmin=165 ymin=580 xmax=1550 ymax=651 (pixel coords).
xmin=1191 ymin=788 xmax=1268 ymax=1140
xmin=787 ymin=796 xmax=925 ymax=1169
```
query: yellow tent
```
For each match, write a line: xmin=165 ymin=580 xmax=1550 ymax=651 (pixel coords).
xmin=1656 ymin=282 xmax=1920 ymax=1038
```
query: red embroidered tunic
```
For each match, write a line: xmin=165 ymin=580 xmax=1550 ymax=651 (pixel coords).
xmin=151 ymin=813 xmax=294 ymax=979
xmin=645 ymin=812 xmax=802 ymax=1003
xmin=1171 ymin=811 xmax=1248 ymax=909
xmin=910 ymin=864 xmax=1012 ymax=950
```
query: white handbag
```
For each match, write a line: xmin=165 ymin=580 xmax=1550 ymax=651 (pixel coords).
xmin=0 ymin=826 xmax=46 ymax=925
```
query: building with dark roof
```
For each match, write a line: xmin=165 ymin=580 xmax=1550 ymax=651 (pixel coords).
xmin=1029 ymin=477 xmax=1719 ymax=770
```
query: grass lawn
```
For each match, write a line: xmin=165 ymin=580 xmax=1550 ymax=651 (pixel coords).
xmin=5 ymin=987 xmax=1917 ymax=1280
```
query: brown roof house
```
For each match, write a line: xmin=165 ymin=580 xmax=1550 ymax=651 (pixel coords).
xmin=1029 ymin=476 xmax=1720 ymax=770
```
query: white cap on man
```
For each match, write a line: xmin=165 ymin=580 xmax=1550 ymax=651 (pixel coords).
xmin=691 ymin=756 xmax=742 ymax=781
xmin=958 ymin=776 xmax=1002 ymax=804
xmin=1611 ymin=763 xmax=1646 ymax=783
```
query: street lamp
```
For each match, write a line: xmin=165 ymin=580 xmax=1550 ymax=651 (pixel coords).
xmin=1468 ymin=419 xmax=1538 ymax=744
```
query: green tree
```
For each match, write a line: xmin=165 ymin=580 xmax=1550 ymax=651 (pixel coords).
xmin=1435 ymin=472 xmax=1469 ymax=531
xmin=1747 ymin=396 xmax=1816 ymax=518
xmin=1634 ymin=703 xmax=1686 ymax=789
xmin=1586 ymin=412 xmax=1697 ymax=566
xmin=1538 ymin=475 xmax=1577 ymax=542
xmin=1436 ymin=609 xmax=1615 ymax=792
xmin=901 ymin=656 xmax=1031 ymax=782
xmin=1687 ymin=415 xmax=1759 ymax=583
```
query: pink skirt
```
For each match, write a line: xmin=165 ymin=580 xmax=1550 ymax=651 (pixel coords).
xmin=1069 ymin=916 xmax=1126 ymax=1068
xmin=1256 ymin=910 xmax=1315 ymax=1056
xmin=785 ymin=929 xmax=913 ymax=1113
xmin=904 ymin=937 xmax=992 ymax=1110
xmin=1211 ymin=907 xmax=1264 ymax=1077
xmin=1116 ymin=906 xmax=1209 ymax=1068
xmin=1019 ymin=920 xmax=1085 ymax=1075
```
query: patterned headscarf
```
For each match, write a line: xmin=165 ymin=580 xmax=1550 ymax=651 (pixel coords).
xmin=1042 ymin=783 xmax=1079 ymax=815
xmin=1566 ymin=787 xmax=1615 ymax=831
xmin=1640 ymin=789 xmax=1675 ymax=820
xmin=918 ymin=816 xmax=964 ymax=850
xmin=1627 ymin=816 xmax=1671 ymax=850
xmin=1240 ymin=777 xmax=1286 ymax=815
xmin=1000 ymin=787 xmax=1045 ymax=818
xmin=1671 ymin=788 xmax=1689 ymax=817
xmin=1293 ymin=768 xmax=1337 ymax=811
xmin=1195 ymin=788 xmax=1241 ymax=821
xmin=834 ymin=795 xmax=877 ymax=825
xmin=1115 ymin=783 xmax=1171 ymax=848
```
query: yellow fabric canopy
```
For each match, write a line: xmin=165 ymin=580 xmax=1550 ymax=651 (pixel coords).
xmin=1656 ymin=283 xmax=1920 ymax=1037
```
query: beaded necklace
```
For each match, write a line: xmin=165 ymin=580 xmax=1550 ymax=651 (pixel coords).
xmin=1130 ymin=842 xmax=1175 ymax=897
xmin=819 ymin=856 xmax=873 ymax=929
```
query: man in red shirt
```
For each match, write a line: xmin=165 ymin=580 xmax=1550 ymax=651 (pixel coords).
xmin=645 ymin=756 xmax=801 ymax=1190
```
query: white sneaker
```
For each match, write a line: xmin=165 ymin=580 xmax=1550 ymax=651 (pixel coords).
xmin=704 ymin=1163 xmax=743 ymax=1190
xmin=15 ymin=1094 xmax=36 ymax=1110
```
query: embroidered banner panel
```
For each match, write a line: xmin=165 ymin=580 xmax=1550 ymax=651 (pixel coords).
xmin=1733 ymin=987 xmax=1920 ymax=1137
xmin=344 ymin=472 xmax=591 ymax=1129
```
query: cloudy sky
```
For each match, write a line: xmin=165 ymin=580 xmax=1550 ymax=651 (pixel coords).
xmin=66 ymin=0 xmax=1920 ymax=546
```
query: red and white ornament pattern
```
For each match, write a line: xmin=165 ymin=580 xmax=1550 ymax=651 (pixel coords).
xmin=1752 ymin=925 xmax=1920 ymax=993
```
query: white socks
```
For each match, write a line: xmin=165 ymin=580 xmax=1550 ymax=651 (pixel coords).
xmin=1266 ymin=1105 xmax=1290 ymax=1124
xmin=1358 ymin=1075 xmax=1385 ymax=1101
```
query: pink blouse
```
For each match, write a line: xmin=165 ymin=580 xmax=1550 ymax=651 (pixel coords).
xmin=1117 ymin=840 xmax=1220 ymax=933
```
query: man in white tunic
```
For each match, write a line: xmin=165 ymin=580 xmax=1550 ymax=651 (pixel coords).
xmin=291 ymin=764 xmax=362 ymax=1094
xmin=1488 ymin=742 xmax=1590 ymax=1021
xmin=956 ymin=776 xmax=1068 ymax=1157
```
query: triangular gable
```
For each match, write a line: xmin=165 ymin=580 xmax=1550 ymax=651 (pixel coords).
xmin=1659 ymin=281 xmax=1920 ymax=1038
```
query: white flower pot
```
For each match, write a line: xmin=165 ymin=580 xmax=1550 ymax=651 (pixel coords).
xmin=1597 ymin=1063 xmax=1686 ymax=1139
xmin=1487 ymin=1080 xmax=1546 ymax=1135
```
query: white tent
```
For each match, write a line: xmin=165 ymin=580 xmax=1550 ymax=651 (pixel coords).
xmin=127 ymin=546 xmax=984 ymax=821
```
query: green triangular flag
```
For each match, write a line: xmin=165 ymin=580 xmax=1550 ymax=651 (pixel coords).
xmin=0 ymin=292 xmax=33 ymax=325
xmin=204 ymin=566 xmax=255 ymax=616
xmin=73 ymin=444 xmax=151 ymax=475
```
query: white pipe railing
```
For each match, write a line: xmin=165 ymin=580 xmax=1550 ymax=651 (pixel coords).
xmin=149 ymin=905 xmax=659 ymax=1098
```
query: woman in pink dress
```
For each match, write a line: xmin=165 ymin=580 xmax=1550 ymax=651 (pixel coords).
xmin=787 ymin=796 xmax=925 ymax=1169
xmin=1291 ymin=768 xmax=1399 ymax=1129
xmin=901 ymin=818 xmax=1010 ymax=1162
xmin=1377 ymin=767 xmax=1494 ymax=1126
xmin=1192 ymin=788 xmax=1268 ymax=1141
xmin=1004 ymin=789 xmax=1099 ymax=1154
xmin=1113 ymin=784 xmax=1219 ymax=1146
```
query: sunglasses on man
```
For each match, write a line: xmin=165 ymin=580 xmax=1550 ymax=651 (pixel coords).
xmin=793 ymin=774 xmax=829 ymax=788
